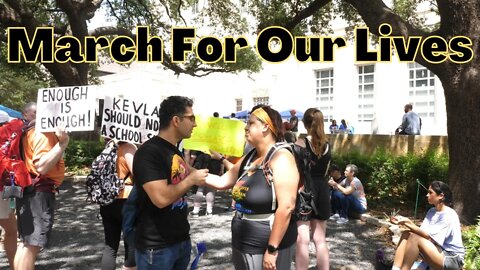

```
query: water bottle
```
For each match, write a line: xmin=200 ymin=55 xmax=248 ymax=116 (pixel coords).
xmin=9 ymin=198 xmax=15 ymax=209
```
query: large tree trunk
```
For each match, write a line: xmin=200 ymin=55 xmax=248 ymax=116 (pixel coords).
xmin=440 ymin=62 xmax=480 ymax=225
xmin=347 ymin=0 xmax=480 ymax=225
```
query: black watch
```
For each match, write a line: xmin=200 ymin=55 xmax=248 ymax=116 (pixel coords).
xmin=267 ymin=244 xmax=278 ymax=253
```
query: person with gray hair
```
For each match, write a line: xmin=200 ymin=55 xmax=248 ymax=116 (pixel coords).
xmin=328 ymin=164 xmax=367 ymax=224
xmin=15 ymin=101 xmax=70 ymax=270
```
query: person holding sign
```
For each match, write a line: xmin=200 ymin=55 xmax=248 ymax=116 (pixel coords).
xmin=132 ymin=96 xmax=208 ymax=270
xmin=189 ymin=112 xmax=224 ymax=217
xmin=15 ymin=102 xmax=70 ymax=270
xmin=206 ymin=106 xmax=299 ymax=270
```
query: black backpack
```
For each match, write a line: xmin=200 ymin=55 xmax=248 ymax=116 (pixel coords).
xmin=86 ymin=141 xmax=126 ymax=206
xmin=241 ymin=142 xmax=318 ymax=217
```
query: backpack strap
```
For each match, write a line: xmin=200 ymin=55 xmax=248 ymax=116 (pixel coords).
xmin=261 ymin=142 xmax=295 ymax=211
xmin=237 ymin=148 xmax=257 ymax=181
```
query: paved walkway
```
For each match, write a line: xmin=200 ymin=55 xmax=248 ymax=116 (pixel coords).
xmin=0 ymin=179 xmax=390 ymax=269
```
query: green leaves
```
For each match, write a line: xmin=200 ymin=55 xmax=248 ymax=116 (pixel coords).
xmin=332 ymin=150 xmax=449 ymax=209
xmin=463 ymin=217 xmax=480 ymax=270
xmin=0 ymin=48 xmax=53 ymax=110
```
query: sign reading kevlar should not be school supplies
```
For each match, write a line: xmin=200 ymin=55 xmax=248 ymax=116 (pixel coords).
xmin=183 ymin=116 xmax=246 ymax=157
xmin=101 ymin=96 xmax=160 ymax=144
xmin=36 ymin=86 xmax=96 ymax=132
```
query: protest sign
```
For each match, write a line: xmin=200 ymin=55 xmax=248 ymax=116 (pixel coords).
xmin=183 ymin=116 xmax=245 ymax=157
xmin=101 ymin=96 xmax=160 ymax=144
xmin=36 ymin=86 xmax=96 ymax=132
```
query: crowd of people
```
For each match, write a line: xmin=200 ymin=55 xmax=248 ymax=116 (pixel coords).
xmin=0 ymin=97 xmax=464 ymax=270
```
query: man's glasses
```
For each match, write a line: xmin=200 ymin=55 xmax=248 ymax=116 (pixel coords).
xmin=181 ymin=114 xmax=196 ymax=122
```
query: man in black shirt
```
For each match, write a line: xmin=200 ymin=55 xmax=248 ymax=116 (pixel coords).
xmin=133 ymin=96 xmax=208 ymax=270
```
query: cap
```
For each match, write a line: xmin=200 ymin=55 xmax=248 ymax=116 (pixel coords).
xmin=0 ymin=111 xmax=9 ymax=124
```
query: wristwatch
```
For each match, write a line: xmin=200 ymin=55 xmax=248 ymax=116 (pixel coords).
xmin=267 ymin=244 xmax=278 ymax=254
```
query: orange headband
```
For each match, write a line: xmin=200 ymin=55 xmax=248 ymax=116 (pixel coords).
xmin=252 ymin=108 xmax=277 ymax=136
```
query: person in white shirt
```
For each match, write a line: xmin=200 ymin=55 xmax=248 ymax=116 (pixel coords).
xmin=390 ymin=181 xmax=464 ymax=270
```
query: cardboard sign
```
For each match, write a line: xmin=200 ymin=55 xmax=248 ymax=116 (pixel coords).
xmin=101 ymin=96 xmax=160 ymax=144
xmin=183 ymin=116 xmax=246 ymax=157
xmin=36 ymin=86 xmax=96 ymax=132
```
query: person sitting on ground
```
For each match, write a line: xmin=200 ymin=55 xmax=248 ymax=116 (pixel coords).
xmin=390 ymin=181 xmax=464 ymax=270
xmin=328 ymin=164 xmax=367 ymax=224
xmin=338 ymin=119 xmax=348 ymax=133
xmin=328 ymin=164 xmax=345 ymax=184
xmin=329 ymin=119 xmax=338 ymax=134
xmin=328 ymin=164 xmax=346 ymax=216
xmin=395 ymin=104 xmax=421 ymax=135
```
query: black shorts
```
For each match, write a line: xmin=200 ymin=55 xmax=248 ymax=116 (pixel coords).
xmin=16 ymin=191 xmax=56 ymax=248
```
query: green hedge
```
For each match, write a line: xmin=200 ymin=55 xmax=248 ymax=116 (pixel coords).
xmin=64 ymin=141 xmax=450 ymax=208
xmin=332 ymin=149 xmax=449 ymax=210
xmin=64 ymin=139 xmax=105 ymax=174
xmin=463 ymin=217 xmax=480 ymax=270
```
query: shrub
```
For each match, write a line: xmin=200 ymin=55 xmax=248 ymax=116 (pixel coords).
xmin=332 ymin=149 xmax=449 ymax=210
xmin=463 ymin=217 xmax=480 ymax=270
xmin=64 ymin=139 xmax=104 ymax=174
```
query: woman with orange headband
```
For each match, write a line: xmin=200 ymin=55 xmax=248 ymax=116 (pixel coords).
xmin=206 ymin=106 xmax=299 ymax=270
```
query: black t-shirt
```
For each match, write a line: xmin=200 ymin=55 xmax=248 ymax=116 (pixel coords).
xmin=305 ymin=139 xmax=332 ymax=220
xmin=133 ymin=136 xmax=190 ymax=250
xmin=289 ymin=116 xmax=299 ymax=132
xmin=231 ymin=149 xmax=297 ymax=253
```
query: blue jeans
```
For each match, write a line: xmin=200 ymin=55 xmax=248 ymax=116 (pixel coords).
xmin=331 ymin=190 xmax=366 ymax=218
xmin=135 ymin=240 xmax=191 ymax=270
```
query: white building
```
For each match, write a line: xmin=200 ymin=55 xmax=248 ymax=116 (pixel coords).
xmin=95 ymin=2 xmax=447 ymax=135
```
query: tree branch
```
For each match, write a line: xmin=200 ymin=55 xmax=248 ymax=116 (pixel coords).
xmin=342 ymin=0 xmax=448 ymax=75
xmin=80 ymin=0 xmax=103 ymax=20
xmin=283 ymin=0 xmax=331 ymax=31
xmin=0 ymin=3 xmax=22 ymax=27
xmin=88 ymin=26 xmax=136 ymax=37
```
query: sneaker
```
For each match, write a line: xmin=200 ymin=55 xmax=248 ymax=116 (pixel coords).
xmin=189 ymin=211 xmax=199 ymax=218
xmin=206 ymin=211 xmax=213 ymax=216
xmin=336 ymin=217 xmax=349 ymax=224
xmin=329 ymin=213 xmax=340 ymax=220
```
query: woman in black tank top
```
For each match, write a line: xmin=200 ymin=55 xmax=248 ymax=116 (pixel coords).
xmin=294 ymin=108 xmax=331 ymax=270
xmin=206 ymin=106 xmax=299 ymax=270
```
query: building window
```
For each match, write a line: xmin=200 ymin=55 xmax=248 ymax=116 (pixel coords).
xmin=408 ymin=62 xmax=436 ymax=118
xmin=357 ymin=65 xmax=375 ymax=122
xmin=253 ymin=96 xmax=269 ymax=106
xmin=235 ymin=99 xmax=242 ymax=112
xmin=314 ymin=69 xmax=334 ymax=122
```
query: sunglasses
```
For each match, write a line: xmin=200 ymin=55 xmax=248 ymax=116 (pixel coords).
xmin=181 ymin=114 xmax=196 ymax=122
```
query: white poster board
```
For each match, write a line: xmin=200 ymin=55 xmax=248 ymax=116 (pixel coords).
xmin=36 ymin=86 xmax=96 ymax=132
xmin=101 ymin=96 xmax=160 ymax=144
